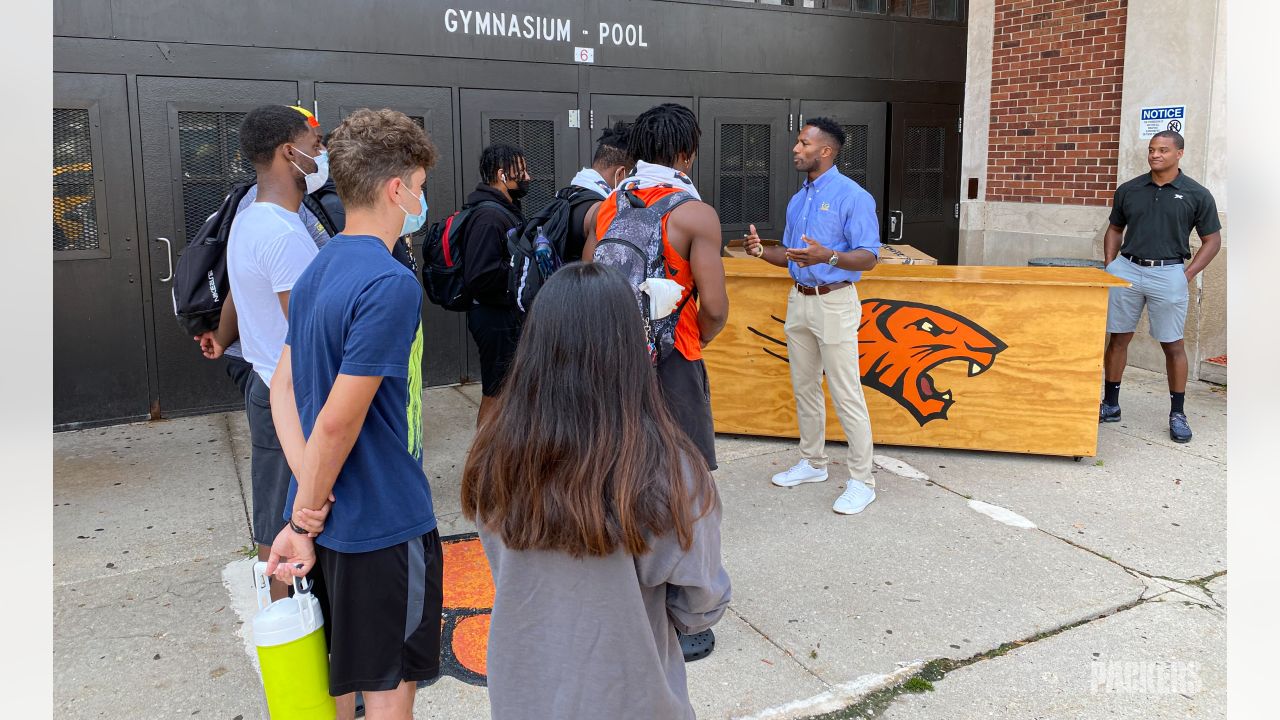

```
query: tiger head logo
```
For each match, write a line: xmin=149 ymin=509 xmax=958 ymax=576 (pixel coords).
xmin=748 ymin=299 xmax=1006 ymax=426
xmin=858 ymin=299 xmax=1007 ymax=425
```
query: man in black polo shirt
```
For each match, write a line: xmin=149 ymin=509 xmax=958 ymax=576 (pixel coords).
xmin=1099 ymin=130 xmax=1222 ymax=443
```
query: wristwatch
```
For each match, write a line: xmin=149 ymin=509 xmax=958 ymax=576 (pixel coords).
xmin=827 ymin=251 xmax=839 ymax=267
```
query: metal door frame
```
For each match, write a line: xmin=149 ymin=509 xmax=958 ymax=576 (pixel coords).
xmin=886 ymin=102 xmax=961 ymax=264
xmin=697 ymin=98 xmax=792 ymax=243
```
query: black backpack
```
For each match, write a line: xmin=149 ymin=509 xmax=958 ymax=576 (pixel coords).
xmin=422 ymin=200 xmax=509 ymax=311
xmin=171 ymin=181 xmax=255 ymax=335
xmin=507 ymin=185 xmax=601 ymax=314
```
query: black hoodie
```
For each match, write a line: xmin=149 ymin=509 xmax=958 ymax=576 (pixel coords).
xmin=461 ymin=183 xmax=523 ymax=306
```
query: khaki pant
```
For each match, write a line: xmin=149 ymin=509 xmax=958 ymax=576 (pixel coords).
xmin=784 ymin=283 xmax=874 ymax=482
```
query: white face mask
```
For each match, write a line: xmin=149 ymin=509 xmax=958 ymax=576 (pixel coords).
xmin=290 ymin=146 xmax=329 ymax=195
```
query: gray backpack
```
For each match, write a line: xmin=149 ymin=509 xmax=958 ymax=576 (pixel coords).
xmin=592 ymin=185 xmax=697 ymax=365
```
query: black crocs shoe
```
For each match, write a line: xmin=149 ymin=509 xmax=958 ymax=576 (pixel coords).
xmin=680 ymin=629 xmax=715 ymax=663
xmin=1099 ymin=402 xmax=1121 ymax=423
xmin=1169 ymin=412 xmax=1193 ymax=443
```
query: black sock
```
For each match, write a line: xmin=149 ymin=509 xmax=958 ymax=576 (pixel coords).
xmin=1170 ymin=392 xmax=1185 ymax=415
xmin=1103 ymin=381 xmax=1121 ymax=406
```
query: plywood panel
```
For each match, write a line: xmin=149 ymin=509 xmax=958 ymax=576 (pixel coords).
xmin=704 ymin=259 xmax=1128 ymax=457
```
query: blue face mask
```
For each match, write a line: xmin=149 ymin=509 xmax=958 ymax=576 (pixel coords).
xmin=396 ymin=184 xmax=428 ymax=236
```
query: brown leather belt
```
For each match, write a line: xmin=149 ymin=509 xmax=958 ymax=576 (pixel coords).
xmin=794 ymin=281 xmax=851 ymax=296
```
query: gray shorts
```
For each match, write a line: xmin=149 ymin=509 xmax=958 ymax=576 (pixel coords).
xmin=245 ymin=372 xmax=292 ymax=547
xmin=1105 ymin=255 xmax=1189 ymax=343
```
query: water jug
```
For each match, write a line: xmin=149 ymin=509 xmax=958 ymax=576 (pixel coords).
xmin=251 ymin=562 xmax=335 ymax=719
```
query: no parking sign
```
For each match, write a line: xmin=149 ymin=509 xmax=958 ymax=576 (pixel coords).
xmin=1139 ymin=105 xmax=1187 ymax=139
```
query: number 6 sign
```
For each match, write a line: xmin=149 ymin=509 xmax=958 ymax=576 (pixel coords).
xmin=574 ymin=47 xmax=595 ymax=63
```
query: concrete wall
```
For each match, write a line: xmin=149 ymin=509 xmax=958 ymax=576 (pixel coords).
xmin=961 ymin=0 xmax=1228 ymax=380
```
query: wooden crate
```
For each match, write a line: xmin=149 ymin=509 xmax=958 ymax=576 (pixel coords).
xmin=703 ymin=259 xmax=1128 ymax=457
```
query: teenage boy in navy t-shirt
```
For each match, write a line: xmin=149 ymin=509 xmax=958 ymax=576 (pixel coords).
xmin=265 ymin=108 xmax=439 ymax=720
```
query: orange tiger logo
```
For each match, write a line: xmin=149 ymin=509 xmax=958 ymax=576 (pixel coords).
xmin=439 ymin=533 xmax=493 ymax=685
xmin=750 ymin=299 xmax=1006 ymax=426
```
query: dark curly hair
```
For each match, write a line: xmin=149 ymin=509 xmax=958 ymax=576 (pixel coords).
xmin=328 ymin=108 xmax=438 ymax=209
xmin=804 ymin=116 xmax=846 ymax=150
xmin=629 ymin=103 xmax=700 ymax=167
xmin=239 ymin=105 xmax=310 ymax=167
xmin=592 ymin=122 xmax=631 ymax=167
xmin=479 ymin=144 xmax=526 ymax=184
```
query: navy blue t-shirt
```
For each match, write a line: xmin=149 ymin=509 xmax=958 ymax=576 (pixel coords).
xmin=283 ymin=234 xmax=434 ymax=553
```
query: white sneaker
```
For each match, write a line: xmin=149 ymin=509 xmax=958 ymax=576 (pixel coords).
xmin=771 ymin=459 xmax=829 ymax=487
xmin=833 ymin=479 xmax=876 ymax=515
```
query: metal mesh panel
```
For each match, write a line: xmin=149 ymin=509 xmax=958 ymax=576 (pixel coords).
xmin=489 ymin=118 xmax=556 ymax=216
xmin=53 ymin=108 xmax=100 ymax=252
xmin=835 ymin=124 xmax=870 ymax=189
xmin=902 ymin=126 xmax=945 ymax=218
xmin=177 ymin=112 xmax=255 ymax=242
xmin=718 ymin=123 xmax=771 ymax=225
xmin=852 ymin=0 xmax=885 ymax=12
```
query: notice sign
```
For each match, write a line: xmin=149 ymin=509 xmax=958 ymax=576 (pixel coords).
xmin=1140 ymin=105 xmax=1187 ymax=139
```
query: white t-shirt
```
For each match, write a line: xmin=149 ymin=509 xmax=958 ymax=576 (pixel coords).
xmin=226 ymin=202 xmax=318 ymax=385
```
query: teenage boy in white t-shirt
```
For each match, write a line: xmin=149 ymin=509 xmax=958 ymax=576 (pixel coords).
xmin=226 ymin=105 xmax=328 ymax=599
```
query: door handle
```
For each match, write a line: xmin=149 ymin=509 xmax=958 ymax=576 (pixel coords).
xmin=156 ymin=237 xmax=174 ymax=282
xmin=888 ymin=210 xmax=904 ymax=242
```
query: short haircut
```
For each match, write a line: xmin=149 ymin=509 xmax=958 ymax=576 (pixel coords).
xmin=629 ymin=103 xmax=700 ymax=167
xmin=327 ymin=108 xmax=438 ymax=209
xmin=239 ymin=105 xmax=310 ymax=167
xmin=804 ymin=116 xmax=846 ymax=149
xmin=479 ymin=144 xmax=526 ymax=184
xmin=1151 ymin=130 xmax=1185 ymax=150
xmin=592 ymin=122 xmax=632 ymax=167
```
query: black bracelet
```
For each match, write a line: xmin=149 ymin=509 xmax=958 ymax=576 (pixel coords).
xmin=289 ymin=518 xmax=309 ymax=535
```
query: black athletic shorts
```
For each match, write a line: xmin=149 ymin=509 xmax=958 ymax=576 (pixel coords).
xmin=245 ymin=372 xmax=292 ymax=547
xmin=467 ymin=303 xmax=523 ymax=397
xmin=309 ymin=530 xmax=444 ymax=695
xmin=656 ymin=352 xmax=718 ymax=471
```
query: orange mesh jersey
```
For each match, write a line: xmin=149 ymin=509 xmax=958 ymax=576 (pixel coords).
xmin=594 ymin=185 xmax=702 ymax=362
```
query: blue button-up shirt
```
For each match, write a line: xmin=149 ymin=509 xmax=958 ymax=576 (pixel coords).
xmin=782 ymin=165 xmax=881 ymax=285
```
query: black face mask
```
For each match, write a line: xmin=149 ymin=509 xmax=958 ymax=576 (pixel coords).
xmin=508 ymin=178 xmax=531 ymax=200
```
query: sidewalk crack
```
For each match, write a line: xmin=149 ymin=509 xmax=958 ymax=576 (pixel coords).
xmin=221 ymin=412 xmax=254 ymax=547
xmin=729 ymin=606 xmax=832 ymax=689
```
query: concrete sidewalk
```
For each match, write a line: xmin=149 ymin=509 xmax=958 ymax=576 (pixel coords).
xmin=52 ymin=366 xmax=1225 ymax=719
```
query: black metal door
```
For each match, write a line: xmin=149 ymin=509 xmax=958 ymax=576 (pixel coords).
xmin=53 ymin=73 xmax=149 ymax=428
xmin=137 ymin=76 xmax=299 ymax=417
xmin=886 ymin=103 xmax=961 ymax=264
xmin=696 ymin=98 xmax=791 ymax=244
xmin=586 ymin=94 xmax=695 ymax=176
xmin=459 ymin=89 xmax=579 ymax=218
xmin=797 ymin=101 xmax=888 ymax=229
xmin=315 ymin=83 xmax=465 ymax=387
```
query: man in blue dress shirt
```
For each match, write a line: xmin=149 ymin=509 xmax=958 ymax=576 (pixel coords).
xmin=743 ymin=117 xmax=881 ymax=516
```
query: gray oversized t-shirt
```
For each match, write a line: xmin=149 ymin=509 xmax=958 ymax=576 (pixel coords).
xmin=479 ymin=494 xmax=730 ymax=720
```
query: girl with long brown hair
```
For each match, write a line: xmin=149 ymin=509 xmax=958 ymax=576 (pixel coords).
xmin=461 ymin=262 xmax=730 ymax=720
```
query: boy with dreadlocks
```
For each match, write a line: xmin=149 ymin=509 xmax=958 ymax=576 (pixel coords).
xmin=462 ymin=143 xmax=531 ymax=426
xmin=582 ymin=102 xmax=729 ymax=662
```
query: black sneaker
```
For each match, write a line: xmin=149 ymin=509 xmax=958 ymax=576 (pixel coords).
xmin=1169 ymin=412 xmax=1193 ymax=443
xmin=1099 ymin=402 xmax=1121 ymax=423
xmin=679 ymin=629 xmax=715 ymax=662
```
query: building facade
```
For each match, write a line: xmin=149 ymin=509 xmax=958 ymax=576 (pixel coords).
xmin=960 ymin=0 xmax=1227 ymax=381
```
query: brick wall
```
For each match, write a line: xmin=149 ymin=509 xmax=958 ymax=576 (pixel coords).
xmin=987 ymin=0 xmax=1127 ymax=205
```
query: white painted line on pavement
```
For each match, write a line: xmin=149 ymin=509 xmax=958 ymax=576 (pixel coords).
xmin=967 ymin=499 xmax=1037 ymax=529
xmin=735 ymin=662 xmax=924 ymax=720
xmin=872 ymin=455 xmax=930 ymax=481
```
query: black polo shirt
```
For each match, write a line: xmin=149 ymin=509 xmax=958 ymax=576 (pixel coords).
xmin=1108 ymin=169 xmax=1221 ymax=260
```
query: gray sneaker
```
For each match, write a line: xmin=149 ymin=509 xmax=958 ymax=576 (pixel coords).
xmin=1169 ymin=412 xmax=1192 ymax=443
